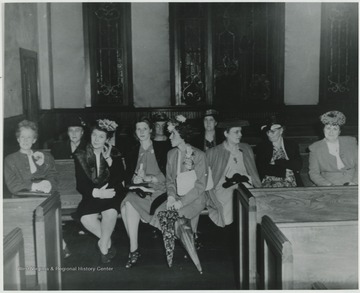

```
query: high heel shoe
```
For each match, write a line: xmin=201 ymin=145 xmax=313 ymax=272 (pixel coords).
xmin=63 ymin=246 xmax=71 ymax=259
xmin=125 ymin=249 xmax=141 ymax=269
xmin=96 ymin=243 xmax=111 ymax=264
xmin=107 ymin=245 xmax=117 ymax=259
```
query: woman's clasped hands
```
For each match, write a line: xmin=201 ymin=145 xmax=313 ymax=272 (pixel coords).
xmin=31 ymin=180 xmax=52 ymax=193
xmin=166 ymin=196 xmax=183 ymax=210
xmin=92 ymin=183 xmax=115 ymax=199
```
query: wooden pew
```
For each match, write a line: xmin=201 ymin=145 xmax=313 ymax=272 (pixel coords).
xmin=274 ymin=219 xmax=357 ymax=289
xmin=3 ymin=227 xmax=26 ymax=290
xmin=55 ymin=159 xmax=82 ymax=219
xmin=34 ymin=192 xmax=63 ymax=290
xmin=259 ymin=215 xmax=293 ymax=290
xmin=236 ymin=185 xmax=358 ymax=289
xmin=3 ymin=193 xmax=63 ymax=289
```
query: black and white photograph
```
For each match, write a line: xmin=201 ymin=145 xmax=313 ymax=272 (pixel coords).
xmin=2 ymin=1 xmax=358 ymax=290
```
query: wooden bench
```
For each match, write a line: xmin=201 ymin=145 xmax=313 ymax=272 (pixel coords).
xmin=4 ymin=227 xmax=26 ymax=290
xmin=236 ymin=185 xmax=358 ymax=289
xmin=3 ymin=193 xmax=63 ymax=289
xmin=259 ymin=215 xmax=293 ymax=290
xmin=55 ymin=159 xmax=82 ymax=219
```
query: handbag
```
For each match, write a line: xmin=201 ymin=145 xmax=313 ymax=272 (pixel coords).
xmin=176 ymin=150 xmax=197 ymax=196
xmin=177 ymin=170 xmax=197 ymax=196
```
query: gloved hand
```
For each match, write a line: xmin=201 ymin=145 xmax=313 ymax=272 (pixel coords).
xmin=92 ymin=183 xmax=115 ymax=199
xmin=166 ymin=196 xmax=176 ymax=210
xmin=222 ymin=173 xmax=249 ymax=189
xmin=33 ymin=151 xmax=45 ymax=166
xmin=173 ymin=200 xmax=183 ymax=210
xmin=31 ymin=180 xmax=52 ymax=193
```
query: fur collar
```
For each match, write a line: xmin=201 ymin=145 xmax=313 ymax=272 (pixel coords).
xmin=75 ymin=144 xmax=110 ymax=185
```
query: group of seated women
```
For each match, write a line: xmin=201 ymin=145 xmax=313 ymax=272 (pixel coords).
xmin=4 ymin=109 xmax=358 ymax=268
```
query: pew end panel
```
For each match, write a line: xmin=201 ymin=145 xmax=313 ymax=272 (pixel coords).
xmin=35 ymin=192 xmax=63 ymax=290
xmin=277 ymin=220 xmax=358 ymax=289
xmin=235 ymin=184 xmax=258 ymax=289
xmin=3 ymin=196 xmax=48 ymax=289
xmin=3 ymin=227 xmax=26 ymax=290
xmin=244 ymin=186 xmax=358 ymax=290
xmin=259 ymin=215 xmax=293 ymax=290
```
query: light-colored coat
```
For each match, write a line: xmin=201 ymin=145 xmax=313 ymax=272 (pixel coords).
xmin=205 ymin=142 xmax=261 ymax=227
xmin=309 ymin=136 xmax=358 ymax=186
xmin=166 ymin=146 xmax=207 ymax=221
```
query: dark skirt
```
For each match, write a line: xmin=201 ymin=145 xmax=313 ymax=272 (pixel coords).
xmin=77 ymin=193 xmax=123 ymax=218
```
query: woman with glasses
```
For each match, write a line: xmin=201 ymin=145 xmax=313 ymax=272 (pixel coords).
xmin=255 ymin=116 xmax=303 ymax=188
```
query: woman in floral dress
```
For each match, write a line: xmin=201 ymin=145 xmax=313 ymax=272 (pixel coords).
xmin=255 ymin=116 xmax=303 ymax=188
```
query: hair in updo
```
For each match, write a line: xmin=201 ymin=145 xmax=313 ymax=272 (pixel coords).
xmin=167 ymin=115 xmax=192 ymax=143
xmin=16 ymin=120 xmax=38 ymax=139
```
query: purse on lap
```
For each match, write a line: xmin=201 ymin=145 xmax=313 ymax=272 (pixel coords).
xmin=176 ymin=150 xmax=197 ymax=196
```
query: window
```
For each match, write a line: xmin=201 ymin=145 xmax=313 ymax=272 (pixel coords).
xmin=319 ymin=3 xmax=358 ymax=107
xmin=170 ymin=3 xmax=285 ymax=107
xmin=83 ymin=3 xmax=132 ymax=107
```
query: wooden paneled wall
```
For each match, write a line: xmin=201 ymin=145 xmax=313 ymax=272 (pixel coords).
xmin=3 ymin=105 xmax=358 ymax=157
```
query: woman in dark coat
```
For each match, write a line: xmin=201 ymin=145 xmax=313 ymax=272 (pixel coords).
xmin=74 ymin=118 xmax=126 ymax=263
xmin=192 ymin=109 xmax=224 ymax=151
xmin=51 ymin=117 xmax=87 ymax=159
xmin=256 ymin=116 xmax=303 ymax=187
xmin=121 ymin=117 xmax=168 ymax=268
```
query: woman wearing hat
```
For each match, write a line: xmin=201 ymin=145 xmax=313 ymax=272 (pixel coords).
xmin=51 ymin=117 xmax=87 ymax=159
xmin=308 ymin=111 xmax=358 ymax=186
xmin=74 ymin=119 xmax=126 ymax=263
xmin=192 ymin=109 xmax=223 ymax=151
xmin=151 ymin=114 xmax=207 ymax=233
xmin=121 ymin=117 xmax=168 ymax=269
xmin=255 ymin=116 xmax=303 ymax=187
xmin=206 ymin=119 xmax=261 ymax=227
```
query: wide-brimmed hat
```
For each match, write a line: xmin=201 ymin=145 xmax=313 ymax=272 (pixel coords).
xmin=203 ymin=109 xmax=219 ymax=120
xmin=218 ymin=118 xmax=249 ymax=129
xmin=260 ymin=115 xmax=284 ymax=132
xmin=320 ymin=111 xmax=346 ymax=126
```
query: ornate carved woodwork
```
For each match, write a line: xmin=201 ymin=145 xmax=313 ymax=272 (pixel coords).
xmin=83 ymin=3 xmax=132 ymax=107
xmin=319 ymin=3 xmax=358 ymax=110
xmin=170 ymin=3 xmax=285 ymax=106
